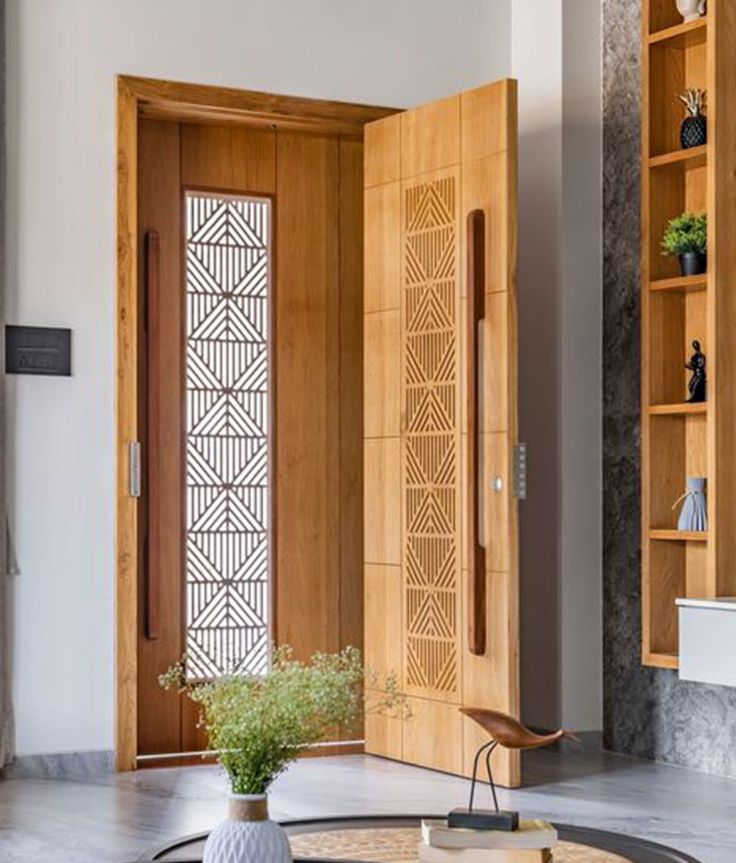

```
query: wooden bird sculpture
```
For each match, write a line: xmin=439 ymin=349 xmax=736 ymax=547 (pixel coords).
xmin=461 ymin=707 xmax=581 ymax=750
xmin=448 ymin=708 xmax=580 ymax=832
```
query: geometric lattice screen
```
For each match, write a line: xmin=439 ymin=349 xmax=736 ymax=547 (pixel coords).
xmin=184 ymin=192 xmax=272 ymax=680
xmin=403 ymin=176 xmax=459 ymax=696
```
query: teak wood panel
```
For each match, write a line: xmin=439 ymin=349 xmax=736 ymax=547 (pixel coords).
xmin=180 ymin=124 xmax=276 ymax=192
xmin=338 ymin=138 xmax=366 ymax=666
xmin=137 ymin=119 xmax=183 ymax=756
xmin=117 ymin=77 xmax=398 ymax=769
xmin=363 ymin=79 xmax=519 ymax=788
xmin=274 ymin=131 xmax=341 ymax=661
xmin=131 ymin=118 xmax=368 ymax=759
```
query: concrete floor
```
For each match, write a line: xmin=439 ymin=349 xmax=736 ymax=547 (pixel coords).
xmin=0 ymin=748 xmax=734 ymax=863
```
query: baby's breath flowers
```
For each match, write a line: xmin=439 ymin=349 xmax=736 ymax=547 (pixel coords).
xmin=161 ymin=645 xmax=407 ymax=795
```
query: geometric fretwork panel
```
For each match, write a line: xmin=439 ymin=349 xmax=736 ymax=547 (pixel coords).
xmin=184 ymin=192 xmax=271 ymax=680
xmin=403 ymin=177 xmax=459 ymax=695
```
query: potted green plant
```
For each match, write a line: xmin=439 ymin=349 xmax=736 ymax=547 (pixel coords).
xmin=661 ymin=211 xmax=707 ymax=276
xmin=161 ymin=645 xmax=405 ymax=863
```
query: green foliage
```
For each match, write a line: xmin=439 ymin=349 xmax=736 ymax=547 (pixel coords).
xmin=661 ymin=211 xmax=707 ymax=256
xmin=160 ymin=645 xmax=407 ymax=794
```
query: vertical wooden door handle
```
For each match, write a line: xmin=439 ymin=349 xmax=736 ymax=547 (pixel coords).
xmin=145 ymin=229 xmax=160 ymax=641
xmin=467 ymin=210 xmax=486 ymax=656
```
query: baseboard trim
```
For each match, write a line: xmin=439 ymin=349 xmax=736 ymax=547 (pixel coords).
xmin=4 ymin=749 xmax=114 ymax=779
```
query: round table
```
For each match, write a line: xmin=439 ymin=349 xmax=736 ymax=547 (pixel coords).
xmin=140 ymin=816 xmax=702 ymax=863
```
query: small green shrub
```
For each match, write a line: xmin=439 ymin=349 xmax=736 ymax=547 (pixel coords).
xmin=160 ymin=645 xmax=407 ymax=794
xmin=661 ymin=212 xmax=707 ymax=256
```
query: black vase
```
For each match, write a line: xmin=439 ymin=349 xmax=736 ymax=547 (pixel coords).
xmin=679 ymin=251 xmax=707 ymax=276
xmin=681 ymin=115 xmax=707 ymax=149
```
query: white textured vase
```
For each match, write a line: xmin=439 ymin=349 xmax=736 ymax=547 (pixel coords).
xmin=203 ymin=794 xmax=293 ymax=863
xmin=676 ymin=0 xmax=706 ymax=23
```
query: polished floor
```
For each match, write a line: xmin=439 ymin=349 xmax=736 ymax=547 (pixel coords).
xmin=0 ymin=748 xmax=734 ymax=863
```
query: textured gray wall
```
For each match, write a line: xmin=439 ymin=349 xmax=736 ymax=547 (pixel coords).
xmin=602 ymin=0 xmax=736 ymax=776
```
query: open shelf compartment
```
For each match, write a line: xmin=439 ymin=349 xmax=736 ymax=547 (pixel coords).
xmin=648 ymin=0 xmax=705 ymax=36
xmin=648 ymin=19 xmax=706 ymax=158
xmin=647 ymin=289 xmax=706 ymax=406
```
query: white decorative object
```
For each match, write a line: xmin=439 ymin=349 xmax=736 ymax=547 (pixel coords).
xmin=203 ymin=795 xmax=293 ymax=863
xmin=676 ymin=0 xmax=706 ymax=23
xmin=677 ymin=597 xmax=736 ymax=687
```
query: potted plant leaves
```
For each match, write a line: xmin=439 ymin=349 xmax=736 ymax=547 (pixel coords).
xmin=160 ymin=645 xmax=406 ymax=863
xmin=678 ymin=89 xmax=707 ymax=149
xmin=662 ymin=211 xmax=707 ymax=276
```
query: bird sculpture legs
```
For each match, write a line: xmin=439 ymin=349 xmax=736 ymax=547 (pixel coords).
xmin=468 ymin=740 xmax=499 ymax=813
xmin=448 ymin=740 xmax=519 ymax=832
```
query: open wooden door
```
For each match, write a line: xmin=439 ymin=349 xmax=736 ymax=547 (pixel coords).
xmin=363 ymin=80 xmax=520 ymax=787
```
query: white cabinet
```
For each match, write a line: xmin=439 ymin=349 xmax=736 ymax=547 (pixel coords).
xmin=676 ymin=598 xmax=736 ymax=687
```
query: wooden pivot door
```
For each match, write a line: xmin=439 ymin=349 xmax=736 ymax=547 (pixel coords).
xmin=363 ymin=80 xmax=520 ymax=787
xmin=135 ymin=116 xmax=370 ymax=761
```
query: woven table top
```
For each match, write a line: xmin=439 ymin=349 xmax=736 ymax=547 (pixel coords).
xmin=289 ymin=827 xmax=632 ymax=863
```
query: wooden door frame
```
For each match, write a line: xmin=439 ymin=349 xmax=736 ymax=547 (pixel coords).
xmin=116 ymin=74 xmax=398 ymax=771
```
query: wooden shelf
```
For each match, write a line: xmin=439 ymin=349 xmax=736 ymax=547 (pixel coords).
xmin=643 ymin=651 xmax=679 ymax=670
xmin=649 ymin=145 xmax=707 ymax=170
xmin=641 ymin=1 xmax=736 ymax=671
xmin=649 ymin=274 xmax=707 ymax=293
xmin=648 ymin=17 xmax=707 ymax=47
xmin=649 ymin=529 xmax=708 ymax=542
xmin=648 ymin=402 xmax=707 ymax=416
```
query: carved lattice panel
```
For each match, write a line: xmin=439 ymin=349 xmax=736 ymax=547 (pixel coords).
xmin=403 ymin=176 xmax=459 ymax=696
xmin=184 ymin=192 xmax=271 ymax=680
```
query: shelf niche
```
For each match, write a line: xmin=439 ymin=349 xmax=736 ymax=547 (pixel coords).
xmin=648 ymin=413 xmax=706 ymax=532
xmin=648 ymin=161 xmax=706 ymax=281
xmin=648 ymin=21 xmax=706 ymax=157
xmin=648 ymin=0 xmax=695 ymax=34
xmin=647 ymin=539 xmax=707 ymax=657
xmin=647 ymin=289 xmax=706 ymax=405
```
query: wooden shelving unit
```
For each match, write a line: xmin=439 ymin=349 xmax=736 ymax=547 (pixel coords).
xmin=641 ymin=1 xmax=736 ymax=668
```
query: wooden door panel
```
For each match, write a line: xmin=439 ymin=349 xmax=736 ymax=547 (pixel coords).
xmin=365 ymin=113 xmax=401 ymax=188
xmin=338 ymin=138 xmax=365 ymax=659
xmin=364 ymin=564 xmax=402 ymax=680
xmin=364 ymin=438 xmax=401 ymax=566
xmin=364 ymin=702 xmax=403 ymax=761
xmin=275 ymin=132 xmax=341 ymax=663
xmin=137 ymin=118 xmax=182 ymax=757
xmin=138 ymin=120 xmax=365 ymax=758
xmin=403 ymin=697 xmax=464 ymax=774
xmin=364 ymin=183 xmax=401 ymax=314
xmin=363 ymin=80 xmax=520 ymax=787
xmin=401 ymin=166 xmax=462 ymax=707
xmin=400 ymin=95 xmax=460 ymax=177
xmin=364 ymin=310 xmax=401 ymax=439
xmin=180 ymin=124 xmax=276 ymax=192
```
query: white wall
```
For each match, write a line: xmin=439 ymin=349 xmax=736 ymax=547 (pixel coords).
xmin=513 ymin=0 xmax=603 ymax=732
xmin=5 ymin=0 xmax=513 ymax=756
xmin=560 ymin=0 xmax=603 ymax=733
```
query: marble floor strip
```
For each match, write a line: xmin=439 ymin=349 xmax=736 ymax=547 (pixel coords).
xmin=0 ymin=748 xmax=734 ymax=863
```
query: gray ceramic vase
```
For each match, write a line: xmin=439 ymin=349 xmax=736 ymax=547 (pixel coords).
xmin=677 ymin=477 xmax=708 ymax=532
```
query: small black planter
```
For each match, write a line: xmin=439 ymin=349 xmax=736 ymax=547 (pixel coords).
xmin=679 ymin=251 xmax=707 ymax=276
xmin=681 ymin=115 xmax=707 ymax=149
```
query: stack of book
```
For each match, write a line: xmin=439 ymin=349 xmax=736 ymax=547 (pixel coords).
xmin=418 ymin=819 xmax=558 ymax=862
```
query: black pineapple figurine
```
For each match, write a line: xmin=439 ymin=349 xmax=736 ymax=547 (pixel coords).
xmin=686 ymin=340 xmax=707 ymax=403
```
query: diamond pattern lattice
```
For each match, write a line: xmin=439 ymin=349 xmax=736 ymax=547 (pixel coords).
xmin=403 ymin=177 xmax=459 ymax=695
xmin=185 ymin=193 xmax=271 ymax=680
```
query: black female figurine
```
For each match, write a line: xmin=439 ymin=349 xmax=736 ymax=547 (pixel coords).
xmin=686 ymin=340 xmax=707 ymax=403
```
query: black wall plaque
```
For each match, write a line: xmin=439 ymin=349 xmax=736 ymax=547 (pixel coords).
xmin=6 ymin=326 xmax=72 ymax=376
